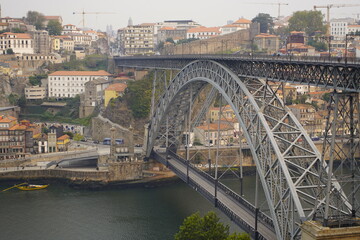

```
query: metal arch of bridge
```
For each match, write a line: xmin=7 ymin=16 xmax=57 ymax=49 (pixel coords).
xmin=147 ymin=60 xmax=352 ymax=239
xmin=114 ymin=54 xmax=360 ymax=93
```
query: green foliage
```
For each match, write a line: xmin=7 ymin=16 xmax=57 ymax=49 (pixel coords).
xmin=177 ymin=38 xmax=199 ymax=45
xmin=73 ymin=133 xmax=84 ymax=141
xmin=156 ymin=41 xmax=165 ymax=51
xmin=322 ymin=92 xmax=330 ymax=102
xmin=166 ymin=37 xmax=175 ymax=44
xmin=174 ymin=212 xmax=250 ymax=240
xmin=308 ymin=39 xmax=328 ymax=51
xmin=288 ymin=10 xmax=326 ymax=35
xmin=8 ymin=93 xmax=21 ymax=106
xmin=63 ymin=131 xmax=74 ymax=139
xmin=48 ymin=54 xmax=108 ymax=71
xmin=29 ymin=74 xmax=48 ymax=86
xmin=11 ymin=28 xmax=25 ymax=33
xmin=252 ymin=13 xmax=275 ymax=34
xmin=293 ymin=95 xmax=309 ymax=104
xmin=26 ymin=11 xmax=45 ymax=30
xmin=125 ymin=74 xmax=152 ymax=119
xmin=6 ymin=48 xmax=14 ymax=55
xmin=47 ymin=20 xmax=62 ymax=36
xmin=127 ymin=72 xmax=134 ymax=77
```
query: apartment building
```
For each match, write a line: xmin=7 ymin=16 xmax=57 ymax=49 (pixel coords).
xmin=0 ymin=116 xmax=36 ymax=160
xmin=194 ymin=122 xmax=234 ymax=146
xmin=0 ymin=32 xmax=34 ymax=55
xmin=118 ymin=23 xmax=155 ymax=55
xmin=48 ymin=70 xmax=111 ymax=98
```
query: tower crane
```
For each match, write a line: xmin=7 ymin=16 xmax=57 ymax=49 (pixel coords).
xmin=313 ymin=4 xmax=360 ymax=36
xmin=73 ymin=10 xmax=117 ymax=28
xmin=245 ymin=2 xmax=289 ymax=19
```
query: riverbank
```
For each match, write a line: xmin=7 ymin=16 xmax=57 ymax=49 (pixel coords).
xmin=0 ymin=165 xmax=257 ymax=191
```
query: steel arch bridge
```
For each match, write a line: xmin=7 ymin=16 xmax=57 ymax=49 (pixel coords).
xmin=115 ymin=56 xmax=360 ymax=239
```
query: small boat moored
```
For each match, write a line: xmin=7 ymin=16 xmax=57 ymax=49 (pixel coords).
xmin=16 ymin=184 xmax=49 ymax=191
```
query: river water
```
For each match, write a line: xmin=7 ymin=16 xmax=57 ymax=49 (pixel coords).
xmin=0 ymin=175 xmax=264 ymax=240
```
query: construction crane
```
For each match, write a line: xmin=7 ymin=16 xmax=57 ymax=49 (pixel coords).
xmin=244 ymin=2 xmax=289 ymax=19
xmin=313 ymin=4 xmax=360 ymax=36
xmin=73 ymin=10 xmax=117 ymax=28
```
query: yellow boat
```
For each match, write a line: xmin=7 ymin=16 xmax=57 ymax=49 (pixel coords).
xmin=17 ymin=184 xmax=49 ymax=191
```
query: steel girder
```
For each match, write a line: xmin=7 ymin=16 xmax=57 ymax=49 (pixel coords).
xmin=146 ymin=60 xmax=352 ymax=239
xmin=115 ymin=55 xmax=360 ymax=92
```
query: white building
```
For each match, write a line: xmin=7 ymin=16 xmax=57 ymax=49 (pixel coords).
xmin=220 ymin=18 xmax=251 ymax=35
xmin=330 ymin=18 xmax=356 ymax=40
xmin=0 ymin=32 xmax=34 ymax=55
xmin=25 ymin=86 xmax=46 ymax=100
xmin=348 ymin=25 xmax=360 ymax=35
xmin=84 ymin=30 xmax=99 ymax=41
xmin=118 ymin=23 xmax=155 ymax=55
xmin=291 ymin=84 xmax=309 ymax=95
xmin=62 ymin=24 xmax=83 ymax=35
xmin=48 ymin=70 xmax=111 ymax=98
xmin=187 ymin=27 xmax=221 ymax=39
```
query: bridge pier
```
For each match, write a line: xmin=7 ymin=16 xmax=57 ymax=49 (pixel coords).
xmin=301 ymin=221 xmax=360 ymax=240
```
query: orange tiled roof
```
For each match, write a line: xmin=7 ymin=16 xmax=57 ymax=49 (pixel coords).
xmin=106 ymin=83 xmax=127 ymax=92
xmin=160 ymin=27 xmax=175 ymax=30
xmin=348 ymin=25 xmax=360 ymax=28
xmin=188 ymin=27 xmax=221 ymax=33
xmin=57 ymin=134 xmax=70 ymax=141
xmin=233 ymin=18 xmax=251 ymax=24
xmin=9 ymin=124 xmax=27 ymax=131
xmin=49 ymin=70 xmax=111 ymax=76
xmin=1 ymin=32 xmax=32 ymax=39
xmin=255 ymin=33 xmax=278 ymax=38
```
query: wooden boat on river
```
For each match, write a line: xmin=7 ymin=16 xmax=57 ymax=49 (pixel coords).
xmin=17 ymin=184 xmax=49 ymax=191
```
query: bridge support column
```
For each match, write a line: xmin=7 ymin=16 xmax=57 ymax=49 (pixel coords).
xmin=301 ymin=221 xmax=360 ymax=240
xmin=254 ymin=170 xmax=259 ymax=240
xmin=214 ymin=179 xmax=218 ymax=207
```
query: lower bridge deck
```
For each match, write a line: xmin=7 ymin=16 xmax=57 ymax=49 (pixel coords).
xmin=152 ymin=149 xmax=276 ymax=240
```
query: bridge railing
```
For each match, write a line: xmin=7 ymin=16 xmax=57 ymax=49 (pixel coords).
xmin=166 ymin=150 xmax=274 ymax=229
xmin=116 ymin=53 xmax=360 ymax=65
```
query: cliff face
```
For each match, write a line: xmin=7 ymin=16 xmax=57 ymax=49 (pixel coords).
xmin=102 ymin=98 xmax=148 ymax=144
xmin=0 ymin=75 xmax=12 ymax=107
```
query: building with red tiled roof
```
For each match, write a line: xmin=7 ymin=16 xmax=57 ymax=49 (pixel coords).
xmin=104 ymin=83 xmax=128 ymax=107
xmin=0 ymin=32 xmax=34 ymax=55
xmin=221 ymin=18 xmax=251 ymax=35
xmin=48 ymin=70 xmax=111 ymax=98
xmin=57 ymin=134 xmax=70 ymax=151
xmin=187 ymin=27 xmax=221 ymax=39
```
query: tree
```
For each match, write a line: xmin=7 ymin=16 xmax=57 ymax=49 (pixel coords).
xmin=174 ymin=212 xmax=250 ymax=240
xmin=29 ymin=74 xmax=48 ymax=86
xmin=47 ymin=20 xmax=62 ymax=35
xmin=288 ymin=11 xmax=326 ymax=36
xmin=6 ymin=48 xmax=14 ymax=54
xmin=308 ymin=39 xmax=328 ymax=51
xmin=165 ymin=37 xmax=175 ymax=44
xmin=73 ymin=133 xmax=84 ymax=141
xmin=252 ymin=13 xmax=274 ymax=34
xmin=26 ymin=11 xmax=45 ymax=30
xmin=11 ymin=28 xmax=25 ymax=33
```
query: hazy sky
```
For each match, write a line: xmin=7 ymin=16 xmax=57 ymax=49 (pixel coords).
xmin=2 ymin=0 xmax=360 ymax=31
